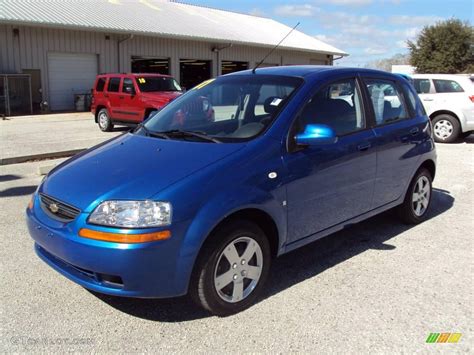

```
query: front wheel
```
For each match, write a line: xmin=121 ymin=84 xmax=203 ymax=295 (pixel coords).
xmin=191 ymin=220 xmax=271 ymax=316
xmin=432 ymin=114 xmax=460 ymax=143
xmin=397 ymin=168 xmax=433 ymax=224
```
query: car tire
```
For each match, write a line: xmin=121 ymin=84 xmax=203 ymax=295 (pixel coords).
xmin=190 ymin=219 xmax=271 ymax=316
xmin=97 ymin=108 xmax=114 ymax=132
xmin=432 ymin=114 xmax=460 ymax=143
xmin=397 ymin=168 xmax=432 ymax=224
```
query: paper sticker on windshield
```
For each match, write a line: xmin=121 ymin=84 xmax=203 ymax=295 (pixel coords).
xmin=194 ymin=79 xmax=215 ymax=90
xmin=270 ymin=98 xmax=282 ymax=106
xmin=138 ymin=78 xmax=146 ymax=84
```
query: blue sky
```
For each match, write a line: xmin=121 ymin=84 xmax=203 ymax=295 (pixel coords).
xmin=187 ymin=0 xmax=473 ymax=66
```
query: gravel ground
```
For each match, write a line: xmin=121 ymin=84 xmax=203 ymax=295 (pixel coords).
xmin=0 ymin=139 xmax=472 ymax=353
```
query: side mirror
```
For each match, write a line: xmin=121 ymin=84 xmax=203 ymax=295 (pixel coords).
xmin=124 ymin=86 xmax=135 ymax=96
xmin=295 ymin=123 xmax=338 ymax=146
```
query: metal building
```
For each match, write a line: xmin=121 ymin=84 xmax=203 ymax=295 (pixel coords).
xmin=0 ymin=0 xmax=346 ymax=112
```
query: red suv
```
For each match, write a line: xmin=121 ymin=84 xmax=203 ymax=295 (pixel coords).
xmin=91 ymin=73 xmax=182 ymax=131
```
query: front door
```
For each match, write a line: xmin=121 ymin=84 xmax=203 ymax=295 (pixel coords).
xmin=120 ymin=78 xmax=142 ymax=122
xmin=283 ymin=77 xmax=377 ymax=243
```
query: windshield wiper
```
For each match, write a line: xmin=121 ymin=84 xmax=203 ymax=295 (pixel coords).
xmin=160 ymin=130 xmax=222 ymax=143
xmin=135 ymin=123 xmax=170 ymax=139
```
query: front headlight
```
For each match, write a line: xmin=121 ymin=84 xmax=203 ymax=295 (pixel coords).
xmin=89 ymin=200 xmax=172 ymax=228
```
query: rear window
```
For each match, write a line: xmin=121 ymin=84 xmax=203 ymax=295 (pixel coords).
xmin=433 ymin=79 xmax=464 ymax=93
xmin=107 ymin=77 xmax=120 ymax=92
xmin=95 ymin=77 xmax=106 ymax=92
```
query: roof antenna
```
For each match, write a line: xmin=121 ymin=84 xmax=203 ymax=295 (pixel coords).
xmin=252 ymin=22 xmax=300 ymax=74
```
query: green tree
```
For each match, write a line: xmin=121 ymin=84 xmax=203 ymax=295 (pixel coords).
xmin=408 ymin=19 xmax=473 ymax=73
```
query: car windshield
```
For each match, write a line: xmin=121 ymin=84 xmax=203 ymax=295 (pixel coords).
xmin=140 ymin=75 xmax=302 ymax=142
xmin=136 ymin=77 xmax=182 ymax=92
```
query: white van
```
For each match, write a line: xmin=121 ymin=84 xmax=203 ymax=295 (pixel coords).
xmin=413 ymin=74 xmax=473 ymax=143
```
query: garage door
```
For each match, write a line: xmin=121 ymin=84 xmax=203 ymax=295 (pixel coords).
xmin=48 ymin=52 xmax=98 ymax=110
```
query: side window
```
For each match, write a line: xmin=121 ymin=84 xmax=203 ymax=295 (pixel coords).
xmin=295 ymin=78 xmax=365 ymax=136
xmin=107 ymin=77 xmax=120 ymax=92
xmin=433 ymin=79 xmax=464 ymax=93
xmin=95 ymin=78 xmax=106 ymax=92
xmin=122 ymin=78 xmax=135 ymax=94
xmin=366 ymin=80 xmax=409 ymax=125
xmin=414 ymin=79 xmax=431 ymax=94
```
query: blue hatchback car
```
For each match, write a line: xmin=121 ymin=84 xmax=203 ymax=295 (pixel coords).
xmin=27 ymin=66 xmax=436 ymax=316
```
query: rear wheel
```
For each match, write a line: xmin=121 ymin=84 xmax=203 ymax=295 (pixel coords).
xmin=97 ymin=108 xmax=113 ymax=132
xmin=397 ymin=168 xmax=432 ymax=224
xmin=191 ymin=220 xmax=271 ymax=316
xmin=432 ymin=114 xmax=460 ymax=143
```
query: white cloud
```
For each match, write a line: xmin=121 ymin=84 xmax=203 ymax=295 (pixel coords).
xmin=389 ymin=15 xmax=443 ymax=26
xmin=314 ymin=0 xmax=373 ymax=5
xmin=364 ymin=47 xmax=388 ymax=55
xmin=248 ymin=8 xmax=264 ymax=17
xmin=274 ymin=4 xmax=319 ymax=17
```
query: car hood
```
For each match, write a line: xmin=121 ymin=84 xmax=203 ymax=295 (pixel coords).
xmin=41 ymin=133 xmax=244 ymax=212
xmin=140 ymin=91 xmax=182 ymax=101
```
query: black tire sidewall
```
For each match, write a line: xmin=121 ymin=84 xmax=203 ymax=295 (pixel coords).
xmin=432 ymin=114 xmax=460 ymax=143
xmin=194 ymin=220 xmax=271 ymax=316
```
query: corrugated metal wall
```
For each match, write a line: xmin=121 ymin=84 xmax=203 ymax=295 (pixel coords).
xmin=0 ymin=24 xmax=331 ymax=106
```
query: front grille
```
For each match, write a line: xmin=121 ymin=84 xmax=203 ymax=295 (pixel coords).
xmin=39 ymin=193 xmax=81 ymax=222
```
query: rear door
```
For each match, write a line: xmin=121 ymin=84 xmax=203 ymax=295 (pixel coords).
xmin=413 ymin=78 xmax=436 ymax=115
xmin=105 ymin=77 xmax=123 ymax=120
xmin=362 ymin=76 xmax=424 ymax=208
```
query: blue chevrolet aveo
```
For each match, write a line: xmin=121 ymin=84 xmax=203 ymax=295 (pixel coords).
xmin=27 ymin=66 xmax=436 ymax=316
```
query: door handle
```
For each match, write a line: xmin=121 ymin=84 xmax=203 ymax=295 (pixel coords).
xmin=357 ymin=142 xmax=371 ymax=151
xmin=104 ymin=94 xmax=109 ymax=98
xmin=119 ymin=96 xmax=125 ymax=99
xmin=422 ymin=98 xmax=434 ymax=101
xmin=410 ymin=127 xmax=419 ymax=136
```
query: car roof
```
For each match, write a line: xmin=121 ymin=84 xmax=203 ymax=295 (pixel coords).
xmin=226 ymin=65 xmax=401 ymax=80
xmin=97 ymin=73 xmax=172 ymax=78
xmin=412 ymin=73 xmax=471 ymax=80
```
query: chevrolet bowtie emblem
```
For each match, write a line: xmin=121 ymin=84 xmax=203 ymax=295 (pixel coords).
xmin=49 ymin=203 xmax=59 ymax=213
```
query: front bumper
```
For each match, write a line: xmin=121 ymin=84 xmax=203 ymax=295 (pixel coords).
xmin=26 ymin=198 xmax=190 ymax=298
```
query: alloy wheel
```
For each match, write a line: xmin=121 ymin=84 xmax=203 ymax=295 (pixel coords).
xmin=214 ymin=237 xmax=263 ymax=303
xmin=98 ymin=112 xmax=108 ymax=130
xmin=412 ymin=175 xmax=430 ymax=217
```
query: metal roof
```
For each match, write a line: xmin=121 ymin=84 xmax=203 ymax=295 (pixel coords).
xmin=0 ymin=0 xmax=347 ymax=56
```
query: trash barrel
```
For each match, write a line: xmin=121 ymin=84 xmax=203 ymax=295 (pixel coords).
xmin=74 ymin=94 xmax=86 ymax=111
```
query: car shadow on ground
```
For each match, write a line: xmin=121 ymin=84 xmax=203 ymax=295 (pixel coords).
xmin=0 ymin=185 xmax=37 ymax=197
xmin=92 ymin=188 xmax=454 ymax=322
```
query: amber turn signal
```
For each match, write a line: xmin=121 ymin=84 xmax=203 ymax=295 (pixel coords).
xmin=28 ymin=196 xmax=34 ymax=210
xmin=78 ymin=228 xmax=171 ymax=243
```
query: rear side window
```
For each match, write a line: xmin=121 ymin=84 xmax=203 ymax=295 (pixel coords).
xmin=414 ymin=79 xmax=432 ymax=94
xmin=107 ymin=77 xmax=120 ymax=92
xmin=433 ymin=79 xmax=464 ymax=93
xmin=365 ymin=80 xmax=409 ymax=125
xmin=95 ymin=78 xmax=106 ymax=92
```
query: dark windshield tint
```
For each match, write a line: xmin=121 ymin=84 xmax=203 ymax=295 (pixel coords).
xmin=136 ymin=77 xmax=181 ymax=92
xmin=142 ymin=75 xmax=302 ymax=142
